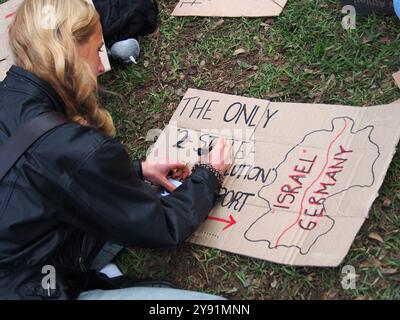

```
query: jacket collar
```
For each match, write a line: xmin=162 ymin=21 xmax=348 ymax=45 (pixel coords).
xmin=5 ymin=65 xmax=67 ymax=114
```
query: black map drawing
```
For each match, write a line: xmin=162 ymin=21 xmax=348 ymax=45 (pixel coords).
xmin=244 ymin=117 xmax=380 ymax=255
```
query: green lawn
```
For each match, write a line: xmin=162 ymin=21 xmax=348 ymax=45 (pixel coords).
xmin=2 ymin=0 xmax=399 ymax=299
xmin=104 ymin=0 xmax=400 ymax=300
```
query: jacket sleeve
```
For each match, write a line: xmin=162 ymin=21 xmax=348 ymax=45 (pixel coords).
xmin=132 ymin=159 xmax=144 ymax=180
xmin=60 ymin=139 xmax=221 ymax=248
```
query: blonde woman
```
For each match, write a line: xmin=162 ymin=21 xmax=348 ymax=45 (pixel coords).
xmin=0 ymin=0 xmax=230 ymax=300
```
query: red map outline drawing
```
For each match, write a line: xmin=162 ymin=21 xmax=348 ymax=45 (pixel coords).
xmin=244 ymin=117 xmax=380 ymax=255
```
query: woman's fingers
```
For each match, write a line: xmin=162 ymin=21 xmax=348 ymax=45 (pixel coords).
xmin=168 ymin=163 xmax=189 ymax=180
xmin=181 ymin=166 xmax=190 ymax=180
xmin=171 ymin=169 xmax=182 ymax=179
xmin=208 ymin=138 xmax=232 ymax=173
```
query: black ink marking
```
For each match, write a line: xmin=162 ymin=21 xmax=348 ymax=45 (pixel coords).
xmin=179 ymin=96 xmax=198 ymax=117
xmin=263 ymin=109 xmax=279 ymax=128
xmin=173 ymin=129 xmax=189 ymax=149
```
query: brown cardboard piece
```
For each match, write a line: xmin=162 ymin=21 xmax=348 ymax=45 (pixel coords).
xmin=393 ymin=71 xmax=400 ymax=90
xmin=148 ymin=88 xmax=400 ymax=266
xmin=0 ymin=0 xmax=111 ymax=81
xmin=172 ymin=0 xmax=287 ymax=17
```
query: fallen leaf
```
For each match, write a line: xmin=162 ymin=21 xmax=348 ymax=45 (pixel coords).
xmin=322 ymin=290 xmax=337 ymax=300
xmin=233 ymin=48 xmax=246 ymax=56
xmin=226 ymin=287 xmax=238 ymax=294
xmin=360 ymin=257 xmax=382 ymax=268
xmin=355 ymin=296 xmax=369 ymax=300
xmin=362 ymin=36 xmax=371 ymax=44
xmin=266 ymin=92 xmax=285 ymax=99
xmin=244 ymin=274 xmax=255 ymax=288
xmin=368 ymin=232 xmax=384 ymax=244
xmin=211 ymin=19 xmax=224 ymax=30
xmin=381 ymin=268 xmax=398 ymax=275
xmin=175 ymin=88 xmax=185 ymax=97
xmin=167 ymin=103 xmax=176 ymax=111
xmin=383 ymin=198 xmax=392 ymax=209
xmin=379 ymin=36 xmax=390 ymax=44
xmin=227 ymin=81 xmax=236 ymax=89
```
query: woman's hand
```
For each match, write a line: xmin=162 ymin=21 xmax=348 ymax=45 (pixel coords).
xmin=206 ymin=137 xmax=232 ymax=174
xmin=141 ymin=161 xmax=190 ymax=192
xmin=142 ymin=138 xmax=231 ymax=192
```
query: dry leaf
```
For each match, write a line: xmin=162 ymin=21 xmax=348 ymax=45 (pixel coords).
xmin=175 ymin=88 xmax=185 ymax=97
xmin=211 ymin=19 xmax=224 ymax=30
xmin=368 ymin=232 xmax=384 ymax=244
xmin=382 ymin=198 xmax=392 ymax=209
xmin=381 ymin=268 xmax=398 ymax=275
xmin=226 ymin=287 xmax=238 ymax=294
xmin=233 ymin=48 xmax=246 ymax=56
xmin=322 ymin=290 xmax=337 ymax=300
xmin=360 ymin=257 xmax=382 ymax=268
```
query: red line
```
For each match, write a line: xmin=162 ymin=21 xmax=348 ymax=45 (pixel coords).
xmin=275 ymin=119 xmax=348 ymax=246
xmin=5 ymin=12 xmax=15 ymax=19
xmin=208 ymin=216 xmax=230 ymax=224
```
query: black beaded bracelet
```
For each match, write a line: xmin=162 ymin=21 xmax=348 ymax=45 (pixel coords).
xmin=192 ymin=162 xmax=225 ymax=187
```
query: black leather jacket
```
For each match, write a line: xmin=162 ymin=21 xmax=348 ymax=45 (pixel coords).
xmin=0 ymin=66 xmax=220 ymax=299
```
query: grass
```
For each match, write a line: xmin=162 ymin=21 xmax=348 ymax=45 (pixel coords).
xmin=103 ymin=0 xmax=400 ymax=300
xmin=2 ymin=0 xmax=399 ymax=299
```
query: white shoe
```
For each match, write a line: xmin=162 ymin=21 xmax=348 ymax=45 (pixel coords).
xmin=108 ymin=38 xmax=140 ymax=65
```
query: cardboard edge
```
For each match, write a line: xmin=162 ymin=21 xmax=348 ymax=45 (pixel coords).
xmin=171 ymin=0 xmax=285 ymax=17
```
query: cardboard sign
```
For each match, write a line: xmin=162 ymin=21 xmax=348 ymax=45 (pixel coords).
xmin=0 ymin=0 xmax=111 ymax=81
xmin=147 ymin=89 xmax=400 ymax=266
xmin=393 ymin=71 xmax=400 ymax=89
xmin=338 ymin=0 xmax=395 ymax=15
xmin=172 ymin=0 xmax=287 ymax=17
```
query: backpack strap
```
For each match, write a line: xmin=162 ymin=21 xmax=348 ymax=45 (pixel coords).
xmin=0 ymin=112 xmax=69 ymax=182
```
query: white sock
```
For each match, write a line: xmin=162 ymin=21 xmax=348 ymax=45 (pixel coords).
xmin=99 ymin=263 xmax=124 ymax=278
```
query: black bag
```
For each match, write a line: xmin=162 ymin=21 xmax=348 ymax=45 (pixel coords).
xmin=93 ymin=0 xmax=159 ymax=47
